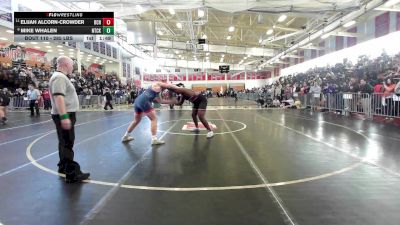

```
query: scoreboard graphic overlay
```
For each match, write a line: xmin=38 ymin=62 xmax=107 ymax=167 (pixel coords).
xmin=14 ymin=12 xmax=114 ymax=42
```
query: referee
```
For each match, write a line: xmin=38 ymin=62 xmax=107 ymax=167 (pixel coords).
xmin=49 ymin=56 xmax=90 ymax=183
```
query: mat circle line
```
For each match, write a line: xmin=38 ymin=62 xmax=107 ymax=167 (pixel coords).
xmin=25 ymin=118 xmax=363 ymax=192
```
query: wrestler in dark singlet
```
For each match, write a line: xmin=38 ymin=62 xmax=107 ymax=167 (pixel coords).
xmin=169 ymin=85 xmax=214 ymax=138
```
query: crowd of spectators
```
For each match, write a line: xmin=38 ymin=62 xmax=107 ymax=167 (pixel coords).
xmin=241 ymin=52 xmax=400 ymax=116
xmin=0 ymin=63 xmax=142 ymax=111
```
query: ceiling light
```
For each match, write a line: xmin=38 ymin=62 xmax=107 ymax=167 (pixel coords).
xmin=59 ymin=52 xmax=64 ymax=55
xmin=18 ymin=42 xmax=26 ymax=45
xmin=206 ymin=52 xmax=210 ymax=56
xmin=273 ymin=25 xmax=276 ymax=29
xmin=178 ymin=54 xmax=182 ymax=57
xmin=267 ymin=29 xmax=273 ymax=35
xmin=259 ymin=39 xmax=263 ymax=44
xmin=220 ymin=58 xmax=223 ymax=62
xmin=244 ymin=56 xmax=248 ymax=59
xmin=30 ymin=42 xmax=38 ymax=44
xmin=109 ymin=61 xmax=113 ymax=63
xmin=343 ymin=20 xmax=356 ymax=28
xmin=47 ymin=50 xmax=53 ymax=52
xmin=88 ymin=54 xmax=92 ymax=57
xmin=79 ymin=52 xmax=84 ymax=54
xmin=157 ymin=30 xmax=163 ymax=35
xmin=226 ymin=36 xmax=231 ymax=40
xmin=278 ymin=14 xmax=287 ymax=22
xmin=201 ymin=34 xmax=207 ymax=39
xmin=198 ymin=9 xmax=204 ymax=18
xmin=247 ymin=54 xmax=251 ymax=57
xmin=176 ymin=22 xmax=182 ymax=29
xmin=0 ymin=37 xmax=8 ymax=41
xmin=45 ymin=46 xmax=52 ymax=48
xmin=321 ymin=33 xmax=330 ymax=39
xmin=169 ymin=8 xmax=175 ymax=15
xmin=136 ymin=5 xmax=143 ymax=11
xmin=58 ymin=49 xmax=64 ymax=52
xmin=57 ymin=45 xmax=63 ymax=48
xmin=69 ymin=49 xmax=74 ymax=51
xmin=228 ymin=26 xmax=235 ymax=32
xmin=43 ymin=42 xmax=49 ymax=44
xmin=34 ymin=46 xmax=40 ymax=49
xmin=222 ymin=54 xmax=225 ymax=57
xmin=6 ymin=30 xmax=13 ymax=33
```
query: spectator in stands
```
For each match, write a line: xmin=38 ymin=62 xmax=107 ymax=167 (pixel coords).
xmin=130 ymin=89 xmax=137 ymax=104
xmin=42 ymin=87 xmax=51 ymax=110
xmin=309 ymin=81 xmax=321 ymax=110
xmin=0 ymin=88 xmax=11 ymax=124
xmin=359 ymin=78 xmax=374 ymax=118
xmin=274 ymin=82 xmax=282 ymax=100
xmin=272 ymin=98 xmax=280 ymax=107
xmin=103 ymin=88 xmax=113 ymax=110
xmin=383 ymin=78 xmax=396 ymax=117
xmin=27 ymin=84 xmax=41 ymax=116
xmin=280 ymin=97 xmax=295 ymax=109
xmin=300 ymin=82 xmax=309 ymax=96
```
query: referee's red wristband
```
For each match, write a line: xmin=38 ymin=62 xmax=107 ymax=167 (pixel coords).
xmin=60 ymin=114 xmax=70 ymax=120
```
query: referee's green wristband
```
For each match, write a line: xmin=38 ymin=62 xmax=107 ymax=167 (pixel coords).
xmin=60 ymin=114 xmax=70 ymax=120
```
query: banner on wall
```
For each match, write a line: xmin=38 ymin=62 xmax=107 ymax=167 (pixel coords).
xmin=106 ymin=44 xmax=112 ymax=57
xmin=143 ymin=73 xmax=167 ymax=82
xmin=0 ymin=44 xmax=26 ymax=61
xmin=88 ymin=64 xmax=103 ymax=73
xmin=25 ymin=48 xmax=47 ymax=63
xmin=84 ymin=42 xmax=92 ymax=50
xmin=227 ymin=72 xmax=245 ymax=80
xmin=0 ymin=0 xmax=12 ymax=22
xmin=100 ymin=42 xmax=106 ymax=55
xmin=168 ymin=74 xmax=186 ymax=81
xmin=207 ymin=73 xmax=225 ymax=80
xmin=189 ymin=73 xmax=206 ymax=81
xmin=93 ymin=42 xmax=99 ymax=52
xmin=375 ymin=12 xmax=390 ymax=38
xmin=112 ymin=47 xmax=117 ymax=59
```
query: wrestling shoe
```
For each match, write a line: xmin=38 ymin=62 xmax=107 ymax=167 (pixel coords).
xmin=206 ymin=131 xmax=214 ymax=138
xmin=151 ymin=139 xmax=165 ymax=145
xmin=122 ymin=135 xmax=134 ymax=142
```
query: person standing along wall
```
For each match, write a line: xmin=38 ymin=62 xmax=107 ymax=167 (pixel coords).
xmin=42 ymin=88 xmax=52 ymax=110
xmin=103 ymin=88 xmax=113 ymax=110
xmin=27 ymin=84 xmax=41 ymax=116
xmin=0 ymin=88 xmax=11 ymax=124
xmin=359 ymin=79 xmax=374 ymax=118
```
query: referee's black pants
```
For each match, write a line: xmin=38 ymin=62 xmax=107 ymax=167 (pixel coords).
xmin=29 ymin=100 xmax=40 ymax=116
xmin=52 ymin=112 xmax=81 ymax=175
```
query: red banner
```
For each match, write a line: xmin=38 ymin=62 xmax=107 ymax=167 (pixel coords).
xmin=375 ymin=12 xmax=390 ymax=38
xmin=397 ymin=12 xmax=400 ymax=31
xmin=347 ymin=27 xmax=357 ymax=48
xmin=207 ymin=73 xmax=225 ymax=81
xmin=335 ymin=36 xmax=344 ymax=51
xmin=168 ymin=74 xmax=186 ymax=81
xmin=227 ymin=72 xmax=245 ymax=80
xmin=318 ymin=41 xmax=325 ymax=57
xmin=88 ymin=64 xmax=102 ymax=73
xmin=299 ymin=51 xmax=304 ymax=63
